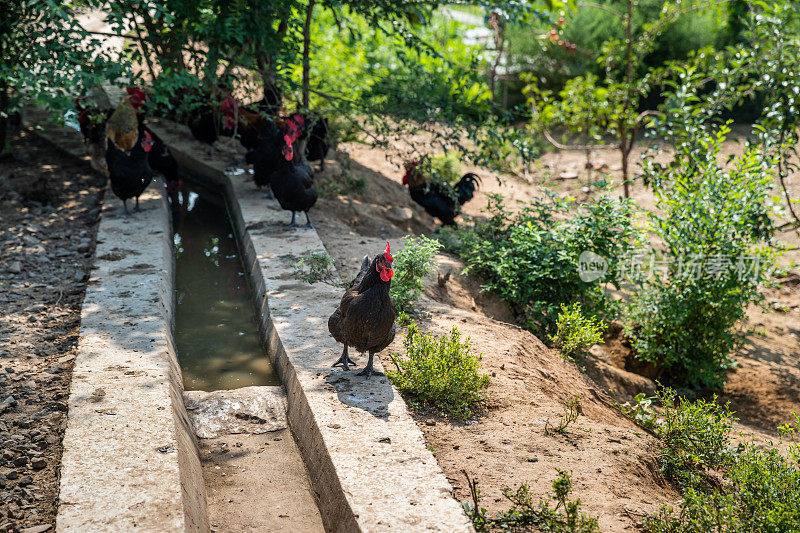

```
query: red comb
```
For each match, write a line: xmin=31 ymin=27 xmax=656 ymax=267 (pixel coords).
xmin=384 ymin=241 xmax=393 ymax=262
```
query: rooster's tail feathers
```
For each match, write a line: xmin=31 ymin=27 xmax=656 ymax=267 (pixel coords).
xmin=454 ymin=172 xmax=481 ymax=206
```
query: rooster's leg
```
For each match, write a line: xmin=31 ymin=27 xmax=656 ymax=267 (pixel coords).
xmin=122 ymin=199 xmax=130 ymax=216
xmin=332 ymin=345 xmax=357 ymax=371
xmin=285 ymin=212 xmax=299 ymax=227
xmin=133 ymin=196 xmax=141 ymax=213
xmin=356 ymin=352 xmax=384 ymax=378
xmin=265 ymin=185 xmax=275 ymax=200
xmin=303 ymin=212 xmax=316 ymax=229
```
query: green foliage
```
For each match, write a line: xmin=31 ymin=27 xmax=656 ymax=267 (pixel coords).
xmin=524 ymin=0 xmax=737 ymax=196
xmin=390 ymin=234 xmax=443 ymax=314
xmin=429 ymin=153 xmax=463 ymax=186
xmin=549 ymin=303 xmax=605 ymax=359
xmin=443 ymin=188 xmax=643 ymax=336
xmin=655 ymin=388 xmax=734 ymax=488
xmin=626 ymin=123 xmax=780 ymax=389
xmin=638 ymin=395 xmax=800 ymax=532
xmin=387 ymin=323 xmax=489 ymax=420
xmin=464 ymin=470 xmax=599 ymax=533
xmin=284 ymin=7 xmax=537 ymax=172
xmin=396 ymin=310 xmax=412 ymax=327
xmin=545 ymin=395 xmax=584 ymax=436
xmin=0 ymin=0 xmax=123 ymax=149
xmin=292 ymin=251 xmax=342 ymax=287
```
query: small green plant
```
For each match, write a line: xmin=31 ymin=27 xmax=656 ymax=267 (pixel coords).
xmin=619 ymin=393 xmax=662 ymax=433
xmin=292 ymin=251 xmax=342 ymax=287
xmin=549 ymin=303 xmax=605 ymax=359
xmin=390 ymin=234 xmax=443 ymax=314
xmin=545 ymin=395 xmax=584 ymax=436
xmin=463 ymin=470 xmax=599 ymax=533
xmin=387 ymin=323 xmax=489 ymax=420
xmin=395 ymin=310 xmax=412 ymax=327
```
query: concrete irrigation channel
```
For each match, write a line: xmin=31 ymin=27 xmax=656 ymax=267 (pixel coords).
xmin=22 ymin=108 xmax=473 ymax=532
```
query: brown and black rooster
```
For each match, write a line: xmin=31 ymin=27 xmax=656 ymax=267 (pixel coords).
xmin=328 ymin=243 xmax=397 ymax=378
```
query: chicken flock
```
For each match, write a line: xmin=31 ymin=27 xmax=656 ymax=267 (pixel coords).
xmin=73 ymin=84 xmax=481 ymax=377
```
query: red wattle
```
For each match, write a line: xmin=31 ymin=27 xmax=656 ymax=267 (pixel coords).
xmin=380 ymin=268 xmax=393 ymax=282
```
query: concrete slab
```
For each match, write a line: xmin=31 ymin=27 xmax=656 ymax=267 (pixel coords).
xmin=184 ymin=386 xmax=287 ymax=438
xmin=22 ymin=112 xmax=208 ymax=532
xmin=150 ymin=120 xmax=474 ymax=533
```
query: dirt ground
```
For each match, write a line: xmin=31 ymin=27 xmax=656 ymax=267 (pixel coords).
xmin=200 ymin=429 xmax=324 ymax=533
xmin=302 ymin=133 xmax=800 ymax=530
xmin=0 ymin=130 xmax=104 ymax=532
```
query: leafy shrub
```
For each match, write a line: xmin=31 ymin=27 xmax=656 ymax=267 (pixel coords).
xmin=549 ymin=303 xmax=605 ymax=359
xmin=390 ymin=234 xmax=443 ymax=314
xmin=292 ymin=251 xmax=342 ymax=287
xmin=639 ymin=396 xmax=800 ymax=532
xmin=443 ymin=188 xmax=642 ymax=336
xmin=387 ymin=323 xmax=489 ymax=420
xmin=626 ymin=124 xmax=779 ymax=389
xmin=464 ymin=470 xmax=599 ymax=533
xmin=655 ymin=388 xmax=734 ymax=489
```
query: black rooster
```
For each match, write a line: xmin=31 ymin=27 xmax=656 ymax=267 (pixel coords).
xmin=106 ymin=130 xmax=154 ymax=214
xmin=328 ymin=243 xmax=397 ymax=378
xmin=125 ymin=88 xmax=181 ymax=191
xmin=252 ymin=114 xmax=318 ymax=225
xmin=402 ymin=161 xmax=481 ymax=226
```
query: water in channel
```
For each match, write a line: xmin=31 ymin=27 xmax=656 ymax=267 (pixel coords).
xmin=170 ymin=180 xmax=278 ymax=391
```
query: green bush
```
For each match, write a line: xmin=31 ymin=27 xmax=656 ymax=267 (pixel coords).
xmin=387 ymin=323 xmax=489 ymax=420
xmin=390 ymin=234 xmax=443 ymax=314
xmin=639 ymin=395 xmax=800 ymax=532
xmin=549 ymin=303 xmax=605 ymax=359
xmin=464 ymin=470 xmax=599 ymax=533
xmin=443 ymin=188 xmax=642 ymax=336
xmin=626 ymin=124 xmax=779 ymax=389
xmin=655 ymin=388 xmax=734 ymax=489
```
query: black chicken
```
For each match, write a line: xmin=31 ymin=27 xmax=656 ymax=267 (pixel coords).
xmin=259 ymin=114 xmax=318 ymax=226
xmin=402 ymin=162 xmax=481 ymax=226
xmin=106 ymin=131 xmax=154 ymax=214
xmin=143 ymin=125 xmax=180 ymax=191
xmin=305 ymin=115 xmax=330 ymax=172
xmin=188 ymin=94 xmax=236 ymax=154
xmin=249 ymin=120 xmax=284 ymax=196
xmin=328 ymin=243 xmax=397 ymax=378
xmin=124 ymin=88 xmax=181 ymax=191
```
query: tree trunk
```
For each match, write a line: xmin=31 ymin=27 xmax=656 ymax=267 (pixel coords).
xmin=302 ymin=0 xmax=316 ymax=110
xmin=0 ymin=84 xmax=9 ymax=157
xmin=620 ymin=133 xmax=630 ymax=199
xmin=620 ymin=0 xmax=634 ymax=199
